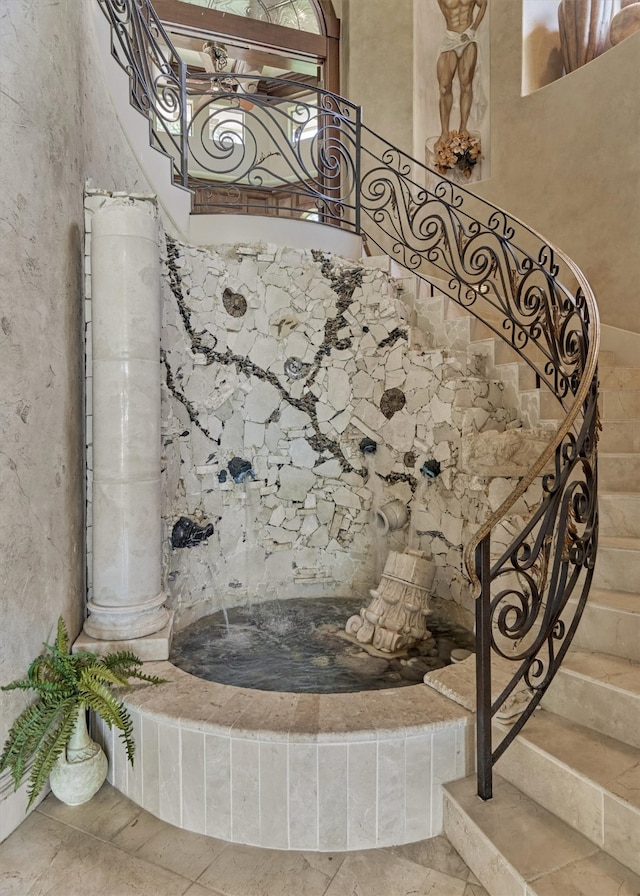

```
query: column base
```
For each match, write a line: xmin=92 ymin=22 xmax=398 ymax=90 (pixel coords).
xmin=74 ymin=613 xmax=174 ymax=661
xmin=83 ymin=591 xmax=170 ymax=642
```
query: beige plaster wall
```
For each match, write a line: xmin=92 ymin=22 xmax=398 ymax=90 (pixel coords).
xmin=340 ymin=0 xmax=639 ymax=334
xmin=338 ymin=0 xmax=414 ymax=156
xmin=474 ymin=0 xmax=640 ymax=335
xmin=0 ymin=0 xmax=152 ymax=784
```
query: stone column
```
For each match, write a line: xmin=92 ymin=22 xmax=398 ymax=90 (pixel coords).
xmin=82 ymin=203 xmax=170 ymax=651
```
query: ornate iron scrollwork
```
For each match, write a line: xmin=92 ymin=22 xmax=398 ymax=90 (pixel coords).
xmin=97 ymin=0 xmax=600 ymax=803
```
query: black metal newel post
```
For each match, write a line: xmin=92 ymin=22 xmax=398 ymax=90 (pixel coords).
xmin=475 ymin=535 xmax=493 ymax=800
xmin=179 ymin=59 xmax=189 ymax=188
xmin=355 ymin=105 xmax=362 ymax=235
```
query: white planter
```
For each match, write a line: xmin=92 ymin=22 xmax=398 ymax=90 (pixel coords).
xmin=49 ymin=707 xmax=108 ymax=806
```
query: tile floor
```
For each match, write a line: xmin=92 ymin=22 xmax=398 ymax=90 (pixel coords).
xmin=0 ymin=784 xmax=488 ymax=896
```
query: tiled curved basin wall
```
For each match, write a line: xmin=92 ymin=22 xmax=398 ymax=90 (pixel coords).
xmin=94 ymin=662 xmax=472 ymax=851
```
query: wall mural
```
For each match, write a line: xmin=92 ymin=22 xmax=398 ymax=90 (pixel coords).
xmin=415 ymin=0 xmax=490 ymax=184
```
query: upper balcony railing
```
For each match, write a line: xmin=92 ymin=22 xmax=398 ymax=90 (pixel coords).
xmin=97 ymin=0 xmax=600 ymax=801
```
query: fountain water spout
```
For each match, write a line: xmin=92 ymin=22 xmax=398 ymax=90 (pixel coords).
xmin=228 ymin=457 xmax=255 ymax=484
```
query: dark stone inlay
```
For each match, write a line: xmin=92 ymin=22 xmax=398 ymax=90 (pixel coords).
xmin=378 ymin=327 xmax=407 ymax=349
xmin=380 ymin=388 xmax=406 ymax=419
xmin=163 ymin=238 xmax=366 ymax=475
xmin=222 ymin=287 xmax=247 ymax=317
xmin=171 ymin=516 xmax=214 ymax=549
xmin=403 ymin=451 xmax=416 ymax=468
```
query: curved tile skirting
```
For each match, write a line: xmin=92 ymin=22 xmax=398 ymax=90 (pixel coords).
xmin=94 ymin=662 xmax=472 ymax=851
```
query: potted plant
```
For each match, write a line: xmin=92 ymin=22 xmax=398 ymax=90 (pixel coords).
xmin=0 ymin=617 xmax=165 ymax=808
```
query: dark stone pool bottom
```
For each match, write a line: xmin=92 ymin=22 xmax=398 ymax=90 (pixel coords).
xmin=170 ymin=596 xmax=475 ymax=694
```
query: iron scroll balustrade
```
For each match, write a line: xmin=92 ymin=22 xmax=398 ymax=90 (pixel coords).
xmin=96 ymin=0 xmax=600 ymax=802
xmin=183 ymin=74 xmax=361 ymax=228
xmin=357 ymin=127 xmax=599 ymax=798
xmin=98 ymin=0 xmax=189 ymax=186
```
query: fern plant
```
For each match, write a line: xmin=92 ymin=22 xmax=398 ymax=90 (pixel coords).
xmin=0 ymin=617 xmax=165 ymax=808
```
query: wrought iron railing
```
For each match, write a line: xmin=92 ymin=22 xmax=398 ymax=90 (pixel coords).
xmin=97 ymin=0 xmax=600 ymax=801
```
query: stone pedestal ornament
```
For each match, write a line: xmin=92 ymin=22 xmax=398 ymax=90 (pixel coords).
xmin=84 ymin=203 xmax=169 ymax=641
xmin=345 ymin=549 xmax=436 ymax=655
xmin=49 ymin=707 xmax=108 ymax=806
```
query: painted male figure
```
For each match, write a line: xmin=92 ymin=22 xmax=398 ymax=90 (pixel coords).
xmin=436 ymin=0 xmax=487 ymax=150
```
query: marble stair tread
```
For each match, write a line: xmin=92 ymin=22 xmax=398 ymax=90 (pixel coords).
xmin=443 ymin=774 xmax=640 ymax=896
xmin=422 ymin=653 xmax=517 ymax=712
xmin=541 ymin=649 xmax=640 ymax=749
xmin=494 ymin=709 xmax=640 ymax=874
xmin=598 ymin=534 xmax=640 ymax=551
xmin=569 ymin=588 xmax=640 ymax=660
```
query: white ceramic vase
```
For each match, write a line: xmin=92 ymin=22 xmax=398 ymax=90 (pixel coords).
xmin=49 ymin=706 xmax=108 ymax=806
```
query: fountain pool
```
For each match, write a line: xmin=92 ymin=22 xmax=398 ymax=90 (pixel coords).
xmin=95 ymin=599 xmax=474 ymax=852
xmin=170 ymin=596 xmax=475 ymax=693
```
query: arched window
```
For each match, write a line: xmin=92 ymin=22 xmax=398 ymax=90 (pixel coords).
xmin=154 ymin=0 xmax=340 ymax=94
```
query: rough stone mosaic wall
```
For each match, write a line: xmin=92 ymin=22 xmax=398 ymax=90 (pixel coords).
xmin=160 ymin=238 xmax=540 ymax=632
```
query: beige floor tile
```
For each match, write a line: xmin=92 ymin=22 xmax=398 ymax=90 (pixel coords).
xmin=135 ymin=824 xmax=228 ymax=881
xmin=529 ymin=850 xmax=640 ymax=896
xmin=37 ymin=784 xmax=141 ymax=841
xmin=388 ymin=834 xmax=482 ymax=884
xmin=462 ymin=884 xmax=490 ymax=896
xmin=323 ymin=850 xmax=467 ymax=896
xmin=0 ymin=811 xmax=191 ymax=896
xmin=184 ymin=884 xmax=225 ymax=896
xmin=110 ymin=806 xmax=174 ymax=852
xmin=1 ymin=785 xmax=491 ymax=896
xmin=0 ymin=811 xmax=79 ymax=896
xmin=196 ymin=843 xmax=342 ymax=896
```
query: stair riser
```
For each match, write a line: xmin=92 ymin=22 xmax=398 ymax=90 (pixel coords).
xmin=542 ymin=671 xmax=640 ymax=749
xmin=495 ymin=733 xmax=640 ymax=875
xmin=600 ymin=368 xmax=640 ymax=390
xmin=601 ymin=391 xmax=640 ymax=421
xmin=599 ymin=421 xmax=640 ymax=454
xmin=593 ymin=546 xmax=640 ymax=593
xmin=570 ymin=603 xmax=640 ymax=661
xmin=599 ymin=455 xmax=640 ymax=492
xmin=599 ymin=494 xmax=640 ymax=538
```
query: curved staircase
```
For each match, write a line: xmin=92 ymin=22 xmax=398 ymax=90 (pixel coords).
xmin=443 ymin=347 xmax=640 ymax=894
xmin=86 ymin=4 xmax=640 ymax=893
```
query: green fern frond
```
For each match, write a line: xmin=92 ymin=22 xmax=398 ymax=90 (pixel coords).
xmin=1 ymin=616 xmax=164 ymax=807
xmin=101 ymin=652 xmax=166 ymax=685
xmin=55 ymin=616 xmax=70 ymax=655
xmin=26 ymin=700 xmax=77 ymax=808
xmin=0 ymin=701 xmax=67 ymax=789
xmin=79 ymin=678 xmax=136 ymax=764
xmin=82 ymin=664 xmax=132 ymax=692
